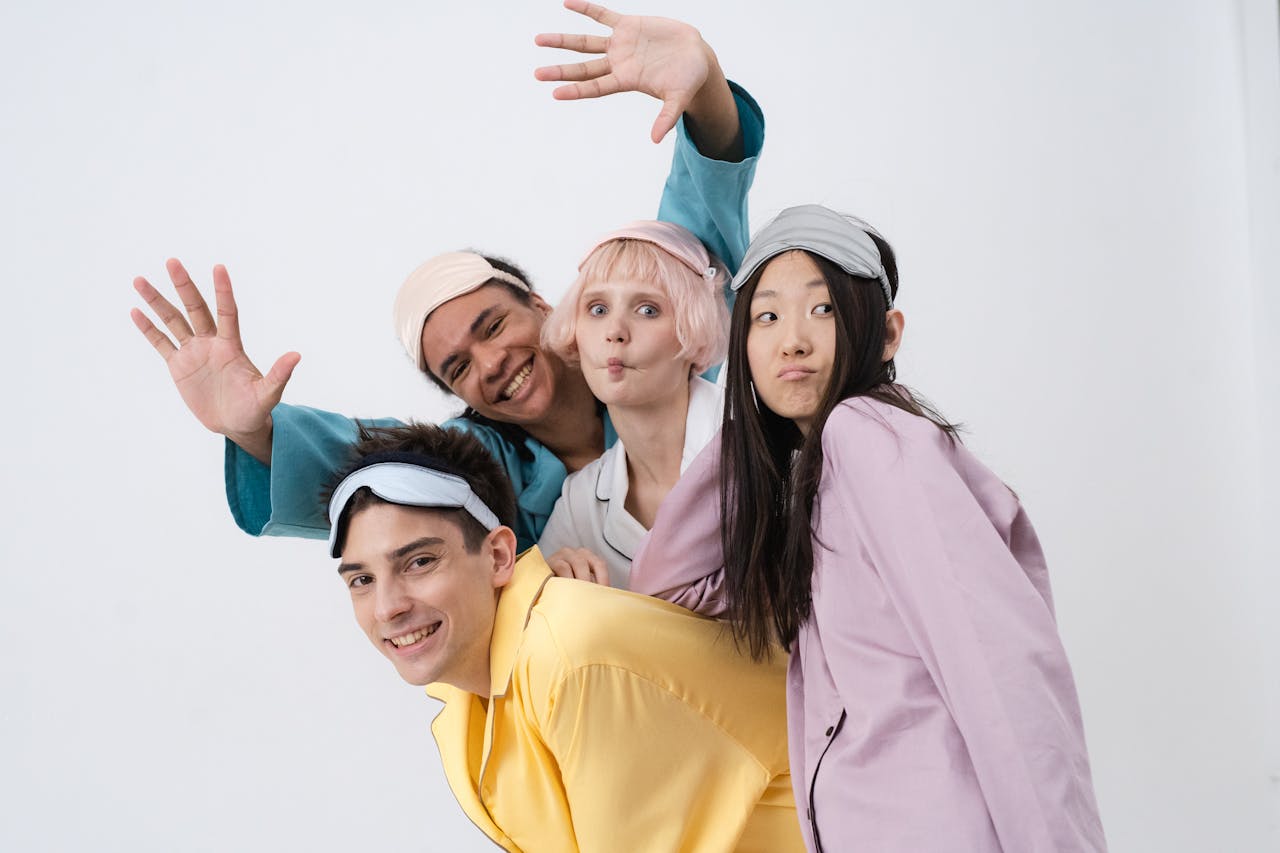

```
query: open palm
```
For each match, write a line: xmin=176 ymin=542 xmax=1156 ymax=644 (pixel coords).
xmin=535 ymin=1 xmax=711 ymax=143
xmin=131 ymin=259 xmax=299 ymax=460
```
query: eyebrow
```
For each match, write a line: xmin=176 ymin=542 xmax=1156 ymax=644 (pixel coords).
xmin=437 ymin=306 xmax=498 ymax=380
xmin=337 ymin=536 xmax=446 ymax=574
xmin=751 ymin=279 xmax=828 ymax=300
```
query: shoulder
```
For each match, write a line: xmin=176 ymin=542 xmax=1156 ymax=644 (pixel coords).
xmin=530 ymin=578 xmax=705 ymax=665
xmin=443 ymin=414 xmax=506 ymax=448
xmin=820 ymin=396 xmax=953 ymax=479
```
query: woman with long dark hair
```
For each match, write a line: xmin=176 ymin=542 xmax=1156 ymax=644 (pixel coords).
xmin=631 ymin=205 xmax=1107 ymax=852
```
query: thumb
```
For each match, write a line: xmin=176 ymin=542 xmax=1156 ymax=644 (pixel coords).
xmin=650 ymin=97 xmax=684 ymax=144
xmin=261 ymin=351 xmax=301 ymax=403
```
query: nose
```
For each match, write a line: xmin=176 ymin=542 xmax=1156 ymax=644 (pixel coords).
xmin=373 ymin=575 xmax=412 ymax=624
xmin=779 ymin=315 xmax=810 ymax=357
xmin=476 ymin=340 xmax=506 ymax=384
xmin=605 ymin=316 xmax=628 ymax=344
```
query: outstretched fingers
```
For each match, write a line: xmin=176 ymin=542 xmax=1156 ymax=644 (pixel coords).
xmin=211 ymin=264 xmax=243 ymax=345
xmin=553 ymin=73 xmax=622 ymax=101
xmin=165 ymin=258 xmax=216 ymax=337
xmin=562 ymin=0 xmax=620 ymax=28
xmin=130 ymin=303 xmax=178 ymax=361
xmin=534 ymin=56 xmax=610 ymax=84
xmin=533 ymin=32 xmax=608 ymax=55
xmin=650 ymin=96 xmax=686 ymax=144
xmin=133 ymin=275 xmax=195 ymax=345
xmin=261 ymin=351 xmax=301 ymax=403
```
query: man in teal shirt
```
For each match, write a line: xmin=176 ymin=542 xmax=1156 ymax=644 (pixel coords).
xmin=131 ymin=3 xmax=763 ymax=552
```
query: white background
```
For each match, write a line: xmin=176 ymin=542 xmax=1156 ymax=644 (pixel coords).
xmin=2 ymin=1 xmax=1277 ymax=850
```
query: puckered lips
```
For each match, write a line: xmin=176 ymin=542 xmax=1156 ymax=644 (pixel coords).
xmin=777 ymin=364 xmax=817 ymax=381
xmin=385 ymin=621 xmax=442 ymax=655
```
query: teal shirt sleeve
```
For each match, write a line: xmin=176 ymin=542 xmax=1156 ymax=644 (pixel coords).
xmin=223 ymin=403 xmax=616 ymax=551
xmin=225 ymin=403 xmax=404 ymax=539
xmin=656 ymin=81 xmax=765 ymax=278
xmin=658 ymin=81 xmax=764 ymax=381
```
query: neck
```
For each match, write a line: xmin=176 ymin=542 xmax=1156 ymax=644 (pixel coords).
xmin=523 ymin=362 xmax=604 ymax=473
xmin=613 ymin=380 xmax=692 ymax=528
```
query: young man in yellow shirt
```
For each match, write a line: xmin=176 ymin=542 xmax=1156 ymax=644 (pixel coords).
xmin=327 ymin=422 xmax=802 ymax=852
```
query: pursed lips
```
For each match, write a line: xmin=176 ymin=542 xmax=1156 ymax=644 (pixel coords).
xmin=777 ymin=365 xmax=816 ymax=380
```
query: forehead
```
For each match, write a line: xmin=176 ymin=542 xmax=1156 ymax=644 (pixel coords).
xmin=754 ymin=251 xmax=827 ymax=297
xmin=580 ymin=276 xmax=671 ymax=302
xmin=419 ymin=284 xmax=534 ymax=364
xmin=341 ymin=502 xmax=465 ymax=563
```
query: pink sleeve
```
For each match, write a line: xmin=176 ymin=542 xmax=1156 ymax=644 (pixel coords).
xmin=629 ymin=433 xmax=730 ymax=617
xmin=817 ymin=405 xmax=1105 ymax=851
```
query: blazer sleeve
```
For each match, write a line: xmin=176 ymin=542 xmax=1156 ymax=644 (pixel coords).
xmin=629 ymin=434 xmax=730 ymax=616
xmin=816 ymin=406 xmax=1106 ymax=852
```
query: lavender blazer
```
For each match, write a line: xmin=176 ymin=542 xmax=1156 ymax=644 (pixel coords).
xmin=631 ymin=398 xmax=1107 ymax=852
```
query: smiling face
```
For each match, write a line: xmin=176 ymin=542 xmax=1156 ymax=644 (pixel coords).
xmin=338 ymin=501 xmax=515 ymax=692
xmin=419 ymin=284 xmax=567 ymax=427
xmin=574 ymin=277 xmax=691 ymax=408
xmin=745 ymin=251 xmax=838 ymax=436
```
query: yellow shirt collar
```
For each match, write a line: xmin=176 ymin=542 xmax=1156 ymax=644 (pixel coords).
xmin=487 ymin=547 xmax=554 ymax=698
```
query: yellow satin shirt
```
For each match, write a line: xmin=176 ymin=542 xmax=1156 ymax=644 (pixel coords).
xmin=425 ymin=548 xmax=803 ymax=852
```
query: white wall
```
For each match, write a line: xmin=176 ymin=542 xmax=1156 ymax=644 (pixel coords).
xmin=1 ymin=1 xmax=1275 ymax=850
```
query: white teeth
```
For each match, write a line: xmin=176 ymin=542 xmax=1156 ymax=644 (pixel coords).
xmin=390 ymin=624 xmax=437 ymax=647
xmin=502 ymin=364 xmax=532 ymax=400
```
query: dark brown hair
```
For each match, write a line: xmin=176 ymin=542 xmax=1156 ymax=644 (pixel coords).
xmin=719 ymin=236 xmax=960 ymax=660
xmin=324 ymin=421 xmax=517 ymax=555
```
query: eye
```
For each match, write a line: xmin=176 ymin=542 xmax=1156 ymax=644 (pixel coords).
xmin=486 ymin=317 xmax=504 ymax=337
xmin=408 ymin=554 xmax=438 ymax=572
xmin=346 ymin=574 xmax=374 ymax=590
xmin=637 ymin=303 xmax=660 ymax=318
xmin=813 ymin=303 xmax=833 ymax=316
xmin=587 ymin=303 xmax=608 ymax=317
xmin=753 ymin=310 xmax=778 ymax=325
xmin=450 ymin=359 xmax=470 ymax=384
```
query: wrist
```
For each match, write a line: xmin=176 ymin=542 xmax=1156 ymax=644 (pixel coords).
xmin=227 ymin=415 xmax=274 ymax=466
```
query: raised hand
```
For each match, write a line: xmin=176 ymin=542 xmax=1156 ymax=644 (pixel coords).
xmin=534 ymin=0 xmax=730 ymax=146
xmin=130 ymin=259 xmax=299 ymax=465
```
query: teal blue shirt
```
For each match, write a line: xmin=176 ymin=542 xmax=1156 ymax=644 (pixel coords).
xmin=226 ymin=83 xmax=764 ymax=551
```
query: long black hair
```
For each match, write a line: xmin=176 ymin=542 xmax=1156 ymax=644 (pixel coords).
xmin=719 ymin=236 xmax=959 ymax=660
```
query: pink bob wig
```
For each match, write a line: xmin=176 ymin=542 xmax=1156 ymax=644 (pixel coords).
xmin=542 ymin=223 xmax=730 ymax=374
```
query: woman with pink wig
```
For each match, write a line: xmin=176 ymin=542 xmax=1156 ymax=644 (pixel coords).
xmin=537 ymin=221 xmax=729 ymax=587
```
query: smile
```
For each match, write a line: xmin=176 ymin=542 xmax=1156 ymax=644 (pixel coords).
xmin=389 ymin=622 xmax=441 ymax=647
xmin=500 ymin=362 xmax=533 ymax=401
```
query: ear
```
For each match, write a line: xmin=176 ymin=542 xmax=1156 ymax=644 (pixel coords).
xmin=530 ymin=293 xmax=553 ymax=317
xmin=882 ymin=309 xmax=905 ymax=362
xmin=485 ymin=526 xmax=519 ymax=590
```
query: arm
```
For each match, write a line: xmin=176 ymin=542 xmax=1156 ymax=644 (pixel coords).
xmin=818 ymin=406 xmax=1106 ymax=852
xmin=629 ymin=434 xmax=728 ymax=616
xmin=534 ymin=1 xmax=765 ymax=273
xmin=225 ymin=403 xmax=404 ymax=538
